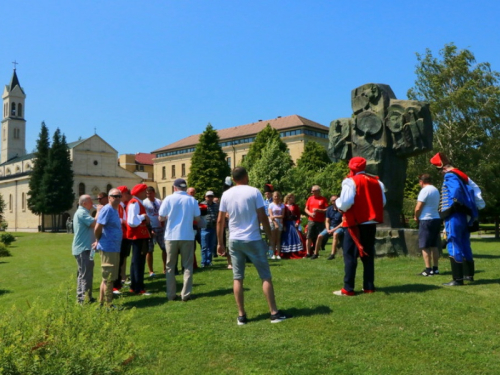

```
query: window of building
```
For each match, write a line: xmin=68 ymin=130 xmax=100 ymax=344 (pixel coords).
xmin=107 ymin=184 xmax=112 ymax=192
xmin=18 ymin=103 xmax=22 ymax=117
xmin=171 ymin=165 xmax=176 ymax=178
xmin=22 ymin=192 xmax=25 ymax=211
xmin=79 ymin=183 xmax=85 ymax=196
xmin=11 ymin=103 xmax=16 ymax=116
xmin=9 ymin=194 xmax=12 ymax=212
xmin=136 ymin=165 xmax=144 ymax=171
xmin=162 ymin=166 xmax=166 ymax=180
xmin=227 ymin=157 xmax=231 ymax=168
xmin=181 ymin=163 xmax=186 ymax=177
xmin=162 ymin=187 xmax=166 ymax=198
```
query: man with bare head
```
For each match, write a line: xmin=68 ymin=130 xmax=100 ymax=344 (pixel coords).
xmin=72 ymin=194 xmax=97 ymax=303
xmin=187 ymin=187 xmax=196 ymax=197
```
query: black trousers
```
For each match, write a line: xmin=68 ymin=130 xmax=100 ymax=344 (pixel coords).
xmin=130 ymin=238 xmax=148 ymax=293
xmin=342 ymin=224 xmax=376 ymax=292
xmin=113 ymin=238 xmax=131 ymax=289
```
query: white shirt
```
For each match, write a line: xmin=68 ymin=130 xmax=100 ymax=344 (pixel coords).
xmin=127 ymin=196 xmax=147 ymax=227
xmin=336 ymin=172 xmax=386 ymax=224
xmin=417 ymin=184 xmax=440 ymax=220
xmin=219 ymin=185 xmax=265 ymax=241
xmin=468 ymin=177 xmax=485 ymax=210
xmin=143 ymin=197 xmax=162 ymax=228
xmin=159 ymin=191 xmax=201 ymax=241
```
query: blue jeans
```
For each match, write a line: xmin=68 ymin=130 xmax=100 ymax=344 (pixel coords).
xmin=201 ymin=227 xmax=216 ymax=266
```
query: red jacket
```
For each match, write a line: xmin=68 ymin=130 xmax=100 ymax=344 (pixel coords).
xmin=343 ymin=173 xmax=384 ymax=227
xmin=125 ymin=198 xmax=150 ymax=240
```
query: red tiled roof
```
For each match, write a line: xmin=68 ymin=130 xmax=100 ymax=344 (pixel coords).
xmin=135 ymin=153 xmax=154 ymax=165
xmin=152 ymin=114 xmax=328 ymax=154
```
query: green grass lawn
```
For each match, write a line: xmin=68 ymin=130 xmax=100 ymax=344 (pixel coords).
xmin=1 ymin=233 xmax=500 ymax=374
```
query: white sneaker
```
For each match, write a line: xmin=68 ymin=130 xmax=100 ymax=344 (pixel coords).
xmin=276 ymin=255 xmax=281 ymax=260
xmin=271 ymin=255 xmax=276 ymax=260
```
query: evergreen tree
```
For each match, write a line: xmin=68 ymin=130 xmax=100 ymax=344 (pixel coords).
xmin=41 ymin=129 xmax=74 ymax=231
xmin=408 ymin=43 xmax=500 ymax=235
xmin=243 ymin=124 xmax=289 ymax=171
xmin=27 ymin=122 xmax=50 ymax=231
xmin=296 ymin=140 xmax=331 ymax=171
xmin=248 ymin=138 xmax=293 ymax=192
xmin=188 ymin=123 xmax=231 ymax=201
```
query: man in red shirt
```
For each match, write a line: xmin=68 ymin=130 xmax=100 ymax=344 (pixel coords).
xmin=304 ymin=185 xmax=329 ymax=258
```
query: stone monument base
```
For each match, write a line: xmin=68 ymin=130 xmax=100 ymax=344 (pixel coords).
xmin=374 ymin=228 xmax=435 ymax=257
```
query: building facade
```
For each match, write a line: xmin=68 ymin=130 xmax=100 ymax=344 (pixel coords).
xmin=152 ymin=115 xmax=330 ymax=198
xmin=0 ymin=70 xmax=141 ymax=231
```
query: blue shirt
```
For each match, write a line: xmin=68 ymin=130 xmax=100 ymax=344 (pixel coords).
xmin=72 ymin=206 xmax=95 ymax=255
xmin=96 ymin=204 xmax=122 ymax=253
xmin=326 ymin=206 xmax=343 ymax=228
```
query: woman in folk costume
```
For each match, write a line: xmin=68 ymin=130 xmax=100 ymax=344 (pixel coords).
xmin=430 ymin=152 xmax=485 ymax=286
xmin=281 ymin=193 xmax=306 ymax=259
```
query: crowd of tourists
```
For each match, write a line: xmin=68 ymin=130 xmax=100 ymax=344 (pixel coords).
xmin=71 ymin=152 xmax=484 ymax=324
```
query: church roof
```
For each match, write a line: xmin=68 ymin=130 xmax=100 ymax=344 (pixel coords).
xmin=67 ymin=137 xmax=89 ymax=149
xmin=0 ymin=153 xmax=34 ymax=166
xmin=6 ymin=70 xmax=25 ymax=95
xmin=152 ymin=114 xmax=328 ymax=154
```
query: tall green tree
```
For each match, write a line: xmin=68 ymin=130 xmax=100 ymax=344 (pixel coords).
xmin=188 ymin=123 xmax=231 ymax=201
xmin=28 ymin=122 xmax=50 ymax=231
xmin=42 ymin=129 xmax=74 ymax=231
xmin=296 ymin=140 xmax=331 ymax=171
xmin=248 ymin=138 xmax=293 ymax=192
xmin=243 ymin=124 xmax=289 ymax=171
xmin=407 ymin=43 xmax=500 ymax=234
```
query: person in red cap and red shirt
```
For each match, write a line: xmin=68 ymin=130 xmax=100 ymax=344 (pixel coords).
xmin=430 ymin=152 xmax=484 ymax=286
xmin=126 ymin=183 xmax=151 ymax=295
xmin=333 ymin=156 xmax=386 ymax=296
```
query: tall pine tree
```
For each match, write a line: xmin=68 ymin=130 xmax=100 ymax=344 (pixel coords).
xmin=42 ymin=129 xmax=74 ymax=231
xmin=243 ymin=124 xmax=288 ymax=171
xmin=188 ymin=123 xmax=231 ymax=201
xmin=28 ymin=122 xmax=50 ymax=231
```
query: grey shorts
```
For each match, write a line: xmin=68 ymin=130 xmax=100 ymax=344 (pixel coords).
xmin=229 ymin=239 xmax=272 ymax=281
xmin=307 ymin=220 xmax=325 ymax=239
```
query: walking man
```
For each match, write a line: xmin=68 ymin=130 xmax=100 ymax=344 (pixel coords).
xmin=159 ymin=178 xmax=201 ymax=301
xmin=334 ymin=157 xmax=386 ymax=296
xmin=72 ymin=194 xmax=96 ymax=303
xmin=217 ymin=167 xmax=288 ymax=325
xmin=414 ymin=174 xmax=441 ymax=276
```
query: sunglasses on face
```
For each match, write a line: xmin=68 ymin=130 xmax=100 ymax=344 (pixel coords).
xmin=109 ymin=194 xmax=122 ymax=198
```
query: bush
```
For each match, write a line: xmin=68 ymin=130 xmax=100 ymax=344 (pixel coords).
xmin=0 ymin=221 xmax=8 ymax=231
xmin=0 ymin=286 xmax=141 ymax=375
xmin=1 ymin=232 xmax=16 ymax=246
xmin=0 ymin=242 xmax=11 ymax=257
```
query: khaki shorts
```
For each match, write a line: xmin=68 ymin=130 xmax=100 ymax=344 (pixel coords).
xmin=100 ymin=251 xmax=120 ymax=283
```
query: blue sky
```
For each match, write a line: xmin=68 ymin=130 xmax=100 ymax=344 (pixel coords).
xmin=2 ymin=1 xmax=500 ymax=155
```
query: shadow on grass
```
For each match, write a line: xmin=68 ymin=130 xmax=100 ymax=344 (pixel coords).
xmin=468 ymin=278 xmax=500 ymax=286
xmin=472 ymin=254 xmax=500 ymax=259
xmin=0 ymin=289 xmax=11 ymax=296
xmin=193 ymin=287 xmax=235 ymax=299
xmin=0 ymin=261 xmax=8 ymax=265
xmin=377 ymin=283 xmax=441 ymax=294
xmin=120 ymin=296 xmax=166 ymax=309
xmin=250 ymin=305 xmax=333 ymax=322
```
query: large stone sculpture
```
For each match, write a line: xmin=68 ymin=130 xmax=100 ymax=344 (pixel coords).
xmin=328 ymin=83 xmax=433 ymax=255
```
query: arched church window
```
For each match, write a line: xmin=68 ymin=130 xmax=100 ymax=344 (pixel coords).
xmin=9 ymin=194 xmax=12 ymax=211
xmin=106 ymin=184 xmax=112 ymax=192
xmin=79 ymin=183 xmax=85 ymax=196
xmin=15 ymin=166 xmax=20 ymax=174
xmin=22 ymin=192 xmax=25 ymax=210
xmin=11 ymin=103 xmax=16 ymax=116
xmin=6 ymin=168 xmax=11 ymax=176
xmin=3 ymin=128 xmax=5 ymax=141
xmin=18 ymin=103 xmax=22 ymax=117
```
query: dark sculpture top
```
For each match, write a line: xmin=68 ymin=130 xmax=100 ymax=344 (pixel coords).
xmin=328 ymin=83 xmax=433 ymax=228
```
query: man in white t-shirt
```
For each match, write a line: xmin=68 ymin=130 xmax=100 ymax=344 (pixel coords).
xmin=217 ymin=167 xmax=289 ymax=325
xmin=159 ymin=178 xmax=201 ymax=301
xmin=414 ymin=174 xmax=441 ymax=276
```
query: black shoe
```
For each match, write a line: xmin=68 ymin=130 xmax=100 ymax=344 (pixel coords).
xmin=432 ymin=268 xmax=439 ymax=275
xmin=463 ymin=276 xmax=474 ymax=281
xmin=327 ymin=254 xmax=335 ymax=260
xmin=419 ymin=269 xmax=433 ymax=276
xmin=443 ymin=280 xmax=464 ymax=286
xmin=305 ymin=253 xmax=312 ymax=258
xmin=270 ymin=311 xmax=289 ymax=323
xmin=311 ymin=254 xmax=319 ymax=259
xmin=237 ymin=315 xmax=248 ymax=326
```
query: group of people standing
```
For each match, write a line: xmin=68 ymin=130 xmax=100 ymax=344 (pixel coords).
xmin=71 ymin=150 xmax=484 ymax=323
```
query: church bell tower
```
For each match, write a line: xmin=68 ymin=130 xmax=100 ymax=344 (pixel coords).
xmin=2 ymin=67 xmax=27 ymax=163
